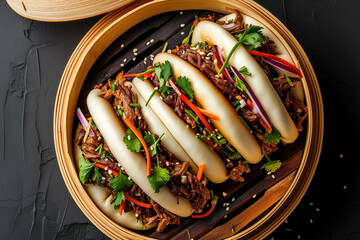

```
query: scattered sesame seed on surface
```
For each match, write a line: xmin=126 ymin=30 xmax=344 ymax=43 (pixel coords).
xmin=272 ymin=174 xmax=275 ymax=179
xmin=134 ymin=52 xmax=138 ymax=56
xmin=132 ymin=57 xmax=136 ymax=61
xmin=127 ymin=135 xmax=131 ymax=140
xmin=222 ymin=192 xmax=227 ymax=197
xmin=117 ymin=163 xmax=121 ymax=167
xmin=102 ymin=177 xmax=106 ymax=180
xmin=181 ymin=32 xmax=185 ymax=35
xmin=226 ymin=207 xmax=229 ymax=211
xmin=166 ymin=161 xmax=169 ymax=166
xmin=343 ymin=185 xmax=347 ymax=190
xmin=297 ymin=235 xmax=301 ymax=239
xmin=180 ymin=23 xmax=185 ymax=27
xmin=316 ymin=208 xmax=320 ymax=212
xmin=309 ymin=202 xmax=313 ymax=205
xmin=340 ymin=153 xmax=343 ymax=158
xmin=310 ymin=219 xmax=313 ymax=223
xmin=267 ymin=171 xmax=271 ymax=175
xmin=253 ymin=194 xmax=257 ymax=198
xmin=146 ymin=42 xmax=150 ymax=45
xmin=133 ymin=48 xmax=138 ymax=52
xmin=224 ymin=214 xmax=227 ymax=218
xmin=150 ymin=39 xmax=154 ymax=43
xmin=105 ymin=158 xmax=108 ymax=161
xmin=120 ymin=63 xmax=124 ymax=67
xmin=284 ymin=219 xmax=288 ymax=223
xmin=121 ymin=44 xmax=124 ymax=48
xmin=150 ymin=54 xmax=154 ymax=58
xmin=121 ymin=167 xmax=124 ymax=170
xmin=231 ymin=197 xmax=235 ymax=202
xmin=176 ymin=162 xmax=180 ymax=165
xmin=128 ymin=176 xmax=131 ymax=180
xmin=123 ymin=58 xmax=127 ymax=62
xmin=180 ymin=11 xmax=183 ymax=14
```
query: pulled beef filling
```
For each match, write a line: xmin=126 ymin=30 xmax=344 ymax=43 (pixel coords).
xmin=77 ymin=79 xmax=210 ymax=231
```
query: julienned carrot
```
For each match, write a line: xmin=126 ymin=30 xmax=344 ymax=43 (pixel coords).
xmin=169 ymin=79 xmax=214 ymax=133
xmin=248 ymin=51 xmax=303 ymax=78
xmin=124 ymin=191 xmax=152 ymax=208
xmin=123 ymin=118 xmax=151 ymax=176
xmin=259 ymin=118 xmax=272 ymax=133
xmin=197 ymin=107 xmax=219 ymax=120
xmin=118 ymin=200 xmax=126 ymax=215
xmin=197 ymin=163 xmax=205 ymax=182
xmin=94 ymin=163 xmax=119 ymax=177
xmin=192 ymin=204 xmax=215 ymax=218
xmin=246 ymin=99 xmax=253 ymax=109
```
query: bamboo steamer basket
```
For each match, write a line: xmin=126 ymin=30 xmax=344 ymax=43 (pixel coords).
xmin=52 ymin=0 xmax=324 ymax=239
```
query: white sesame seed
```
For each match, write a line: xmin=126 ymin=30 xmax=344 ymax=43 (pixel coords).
xmin=340 ymin=154 xmax=343 ymax=158
xmin=150 ymin=54 xmax=154 ymax=58
xmin=150 ymin=39 xmax=154 ymax=43
xmin=226 ymin=159 xmax=231 ymax=162
xmin=180 ymin=11 xmax=183 ymax=14
xmin=105 ymin=166 xmax=108 ymax=170
xmin=102 ymin=177 xmax=106 ymax=180
xmin=205 ymin=57 xmax=210 ymax=60
xmin=133 ymin=48 xmax=138 ymax=52
xmin=215 ymin=129 xmax=218 ymax=132
xmin=121 ymin=44 xmax=124 ymax=48
xmin=117 ymin=105 xmax=121 ymax=109
xmin=253 ymin=194 xmax=257 ymax=198
xmin=181 ymin=32 xmax=185 ymax=35
xmin=316 ymin=208 xmax=320 ymax=212
xmin=167 ymin=50 xmax=172 ymax=53
xmin=231 ymin=197 xmax=235 ymax=202
xmin=217 ymin=136 xmax=221 ymax=139
xmin=128 ymin=176 xmax=131 ymax=180
xmin=224 ymin=214 xmax=227 ymax=218
xmin=270 ymin=238 xmax=274 ymax=240
xmin=120 ymin=63 xmax=124 ymax=67
xmin=154 ymin=87 xmax=158 ymax=90
xmin=213 ymin=143 xmax=218 ymax=148
xmin=128 ymin=135 xmax=131 ymax=140
xmin=199 ymin=51 xmax=205 ymax=56
xmin=272 ymin=174 xmax=275 ymax=179
xmin=146 ymin=42 xmax=150 ymax=45
xmin=309 ymin=202 xmax=314 ymax=206
xmin=108 ymin=170 xmax=112 ymax=175
xmin=123 ymin=58 xmax=127 ymax=62
xmin=297 ymin=235 xmax=301 ymax=239
xmin=343 ymin=185 xmax=347 ymax=190
xmin=223 ymin=203 xmax=226 ymax=207
xmin=132 ymin=57 xmax=136 ymax=61
xmin=181 ymin=175 xmax=188 ymax=184
xmin=226 ymin=207 xmax=229 ymax=211
xmin=105 ymin=158 xmax=108 ymax=161
xmin=284 ymin=219 xmax=288 ymax=223
xmin=166 ymin=161 xmax=169 ymax=166
xmin=226 ymin=203 xmax=230 ymax=206
xmin=176 ymin=162 xmax=180 ymax=165
xmin=135 ymin=213 xmax=139 ymax=217
xmin=134 ymin=52 xmax=138 ymax=56
xmin=117 ymin=163 xmax=121 ymax=167
xmin=222 ymin=192 xmax=227 ymax=197
xmin=180 ymin=24 xmax=185 ymax=27
xmin=121 ymin=167 xmax=124 ymax=170
xmin=310 ymin=219 xmax=313 ymax=223
xmin=159 ymin=96 xmax=163 ymax=100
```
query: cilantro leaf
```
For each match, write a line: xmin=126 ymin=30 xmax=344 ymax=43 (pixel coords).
xmin=123 ymin=128 xmax=142 ymax=152
xmin=109 ymin=172 xmax=133 ymax=193
xmin=144 ymin=132 xmax=165 ymax=157
xmin=234 ymin=76 xmax=247 ymax=92
xmin=221 ymin=150 xmax=242 ymax=161
xmin=78 ymin=157 xmax=96 ymax=184
xmin=154 ymin=61 xmax=172 ymax=87
xmin=238 ymin=25 xmax=268 ymax=51
xmin=176 ymin=76 xmax=194 ymax=101
xmin=265 ymin=127 xmax=281 ymax=145
xmin=147 ymin=166 xmax=170 ymax=193
xmin=159 ymin=85 xmax=173 ymax=97
xmin=92 ymin=167 xmax=103 ymax=186
xmin=238 ymin=66 xmax=251 ymax=76
xmin=261 ymin=159 xmax=282 ymax=173
xmin=110 ymin=191 xmax=125 ymax=210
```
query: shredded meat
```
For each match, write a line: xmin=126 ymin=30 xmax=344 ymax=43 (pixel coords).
xmin=226 ymin=161 xmax=250 ymax=182
xmin=151 ymin=200 xmax=181 ymax=232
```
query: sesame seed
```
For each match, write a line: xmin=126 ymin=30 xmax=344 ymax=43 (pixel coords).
xmin=253 ymin=194 xmax=257 ymax=198
xmin=134 ymin=52 xmax=138 ymax=56
xmin=340 ymin=154 xmax=343 ymax=158
xmin=298 ymin=235 xmax=301 ymax=239
xmin=180 ymin=24 xmax=185 ymax=27
xmin=105 ymin=158 xmax=108 ymax=161
xmin=316 ymin=208 xmax=320 ymax=212
xmin=97 ymin=136 xmax=102 ymax=141
xmin=154 ymin=87 xmax=158 ymax=90
xmin=284 ymin=219 xmax=288 ymax=223
xmin=223 ymin=203 xmax=226 ymax=207
xmin=121 ymin=167 xmax=124 ymax=170
xmin=166 ymin=161 xmax=169 ymax=166
xmin=128 ymin=176 xmax=131 ymax=180
xmin=167 ymin=50 xmax=172 ymax=53
xmin=150 ymin=146 xmax=154 ymax=151
xmin=120 ymin=63 xmax=124 ymax=67
xmin=150 ymin=39 xmax=154 ymax=43
xmin=128 ymin=135 xmax=131 ymax=140
xmin=226 ymin=207 xmax=229 ymax=211
xmin=199 ymin=51 xmax=205 ymax=56
xmin=222 ymin=192 xmax=227 ymax=197
xmin=272 ymin=174 xmax=275 ymax=179
xmin=117 ymin=105 xmax=121 ymax=109
xmin=121 ymin=44 xmax=124 ymax=48
xmin=108 ymin=170 xmax=112 ymax=175
xmin=117 ymin=163 xmax=121 ymax=167
xmin=123 ymin=58 xmax=127 ymax=62
xmin=102 ymin=177 xmax=106 ymax=180
xmin=186 ymin=124 xmax=189 ymax=128
xmin=176 ymin=162 xmax=180 ymax=165
xmin=224 ymin=214 xmax=227 ymax=218
xmin=105 ymin=166 xmax=108 ymax=171
xmin=146 ymin=42 xmax=150 ymax=45
xmin=135 ymin=213 xmax=139 ymax=217
xmin=181 ymin=32 xmax=185 ymax=35
xmin=309 ymin=202 xmax=313 ymax=206
xmin=133 ymin=48 xmax=138 ymax=52
xmin=310 ymin=219 xmax=313 ymax=223
xmin=343 ymin=185 xmax=347 ymax=190
xmin=150 ymin=54 xmax=154 ymax=58
xmin=231 ymin=197 xmax=235 ymax=202
xmin=181 ymin=175 xmax=188 ymax=184
xmin=226 ymin=159 xmax=231 ymax=162
xmin=180 ymin=11 xmax=183 ymax=14
xmin=132 ymin=57 xmax=136 ymax=61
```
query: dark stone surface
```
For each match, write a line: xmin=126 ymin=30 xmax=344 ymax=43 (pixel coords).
xmin=0 ymin=0 xmax=359 ymax=239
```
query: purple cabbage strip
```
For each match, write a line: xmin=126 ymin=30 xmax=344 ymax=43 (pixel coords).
xmin=263 ymin=57 xmax=300 ymax=77
xmin=76 ymin=107 xmax=94 ymax=137
xmin=230 ymin=66 xmax=272 ymax=130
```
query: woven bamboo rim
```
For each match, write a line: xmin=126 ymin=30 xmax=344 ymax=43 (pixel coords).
xmin=54 ymin=0 xmax=323 ymax=239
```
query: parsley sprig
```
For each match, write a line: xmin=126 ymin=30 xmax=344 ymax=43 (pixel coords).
xmin=265 ymin=127 xmax=281 ymax=145
xmin=261 ymin=153 xmax=282 ymax=173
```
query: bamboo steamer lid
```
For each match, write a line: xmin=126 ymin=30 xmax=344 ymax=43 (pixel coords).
xmin=51 ymin=0 xmax=324 ymax=239
xmin=6 ymin=0 xmax=135 ymax=22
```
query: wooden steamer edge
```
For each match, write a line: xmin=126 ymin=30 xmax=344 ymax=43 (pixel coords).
xmin=53 ymin=0 xmax=324 ymax=239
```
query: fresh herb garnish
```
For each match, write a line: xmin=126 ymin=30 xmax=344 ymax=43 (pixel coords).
xmin=238 ymin=66 xmax=251 ymax=76
xmin=182 ymin=25 xmax=194 ymax=44
xmin=219 ymin=25 xmax=268 ymax=74
xmin=78 ymin=157 xmax=96 ymax=184
xmin=192 ymin=42 xmax=201 ymax=48
xmin=148 ymin=166 xmax=170 ymax=193
xmin=154 ymin=61 xmax=173 ymax=88
xmin=221 ymin=150 xmax=241 ymax=161
xmin=92 ymin=167 xmax=103 ymax=186
xmin=109 ymin=171 xmax=133 ymax=193
xmin=204 ymin=41 xmax=209 ymax=50
xmin=265 ymin=127 xmax=281 ymax=145
xmin=91 ymin=119 xmax=98 ymax=130
xmin=101 ymin=150 xmax=114 ymax=162
xmin=110 ymin=191 xmax=126 ymax=209
xmin=261 ymin=153 xmax=282 ymax=173
xmin=129 ymin=103 xmax=141 ymax=107
xmin=176 ymin=76 xmax=194 ymax=101
xmin=162 ymin=42 xmax=168 ymax=53
xmin=145 ymin=89 xmax=157 ymax=106
xmin=95 ymin=144 xmax=103 ymax=155
xmin=243 ymin=160 xmax=250 ymax=171
xmin=158 ymin=85 xmax=173 ymax=96
xmin=284 ymin=73 xmax=294 ymax=86
xmin=123 ymin=128 xmax=142 ymax=152
xmin=184 ymin=109 xmax=200 ymax=124
xmin=144 ymin=132 xmax=165 ymax=157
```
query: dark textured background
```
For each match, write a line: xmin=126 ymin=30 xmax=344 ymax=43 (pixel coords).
xmin=1 ymin=0 xmax=359 ymax=239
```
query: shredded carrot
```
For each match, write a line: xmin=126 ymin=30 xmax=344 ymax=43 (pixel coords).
xmin=192 ymin=204 xmax=216 ymax=218
xmin=248 ymin=51 xmax=303 ymax=78
xmin=192 ymin=19 xmax=199 ymax=28
xmin=197 ymin=107 xmax=219 ymax=120
xmin=122 ymin=74 xmax=138 ymax=78
xmin=246 ymin=99 xmax=253 ymax=109
xmin=94 ymin=163 xmax=119 ymax=177
xmin=123 ymin=118 xmax=151 ymax=176
xmin=124 ymin=191 xmax=152 ymax=208
xmin=118 ymin=200 xmax=126 ymax=215
xmin=108 ymin=79 xmax=111 ymax=87
xmin=197 ymin=163 xmax=205 ymax=182
xmin=94 ymin=83 xmax=103 ymax=89
xmin=169 ymin=79 xmax=214 ymax=133
xmin=258 ymin=118 xmax=272 ymax=133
